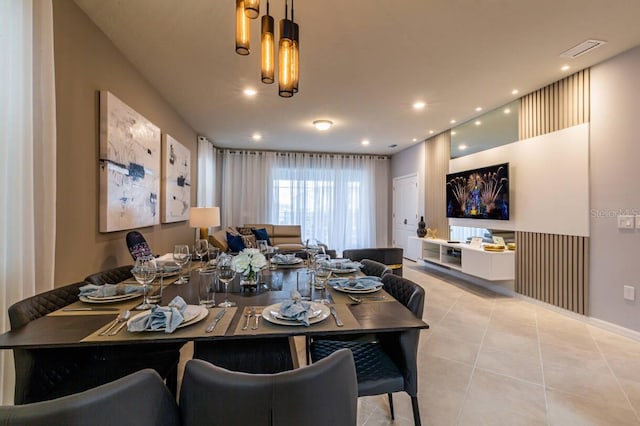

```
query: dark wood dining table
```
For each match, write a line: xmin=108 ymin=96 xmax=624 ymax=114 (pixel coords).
xmin=0 ymin=265 xmax=429 ymax=350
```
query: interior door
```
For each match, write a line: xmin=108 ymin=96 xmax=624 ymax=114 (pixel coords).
xmin=392 ymin=174 xmax=418 ymax=254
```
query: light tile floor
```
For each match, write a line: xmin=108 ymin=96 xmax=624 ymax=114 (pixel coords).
xmin=179 ymin=260 xmax=640 ymax=426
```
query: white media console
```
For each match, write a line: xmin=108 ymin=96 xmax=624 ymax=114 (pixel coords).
xmin=407 ymin=237 xmax=515 ymax=281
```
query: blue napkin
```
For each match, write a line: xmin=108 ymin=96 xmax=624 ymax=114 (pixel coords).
xmin=329 ymin=276 xmax=381 ymax=290
xmin=78 ymin=283 xmax=142 ymax=298
xmin=278 ymin=290 xmax=312 ymax=326
xmin=127 ymin=296 xmax=188 ymax=333
xmin=272 ymin=254 xmax=298 ymax=264
xmin=330 ymin=260 xmax=363 ymax=270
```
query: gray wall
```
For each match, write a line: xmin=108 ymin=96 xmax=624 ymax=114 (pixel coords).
xmin=590 ymin=45 xmax=640 ymax=331
xmin=389 ymin=141 xmax=426 ymax=242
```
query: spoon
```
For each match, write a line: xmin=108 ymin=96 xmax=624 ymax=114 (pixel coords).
xmin=108 ymin=310 xmax=131 ymax=336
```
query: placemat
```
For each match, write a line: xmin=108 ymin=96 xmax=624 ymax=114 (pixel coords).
xmin=81 ymin=307 xmax=237 ymax=342
xmin=48 ymin=297 xmax=143 ymax=316
xmin=232 ymin=304 xmax=359 ymax=336
xmin=326 ymin=287 xmax=393 ymax=305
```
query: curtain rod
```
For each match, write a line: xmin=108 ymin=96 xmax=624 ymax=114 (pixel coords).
xmin=217 ymin=147 xmax=389 ymax=160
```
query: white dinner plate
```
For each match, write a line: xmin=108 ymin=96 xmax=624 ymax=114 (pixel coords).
xmin=272 ymin=257 xmax=303 ymax=265
xmin=262 ymin=302 xmax=330 ymax=326
xmin=329 ymin=267 xmax=358 ymax=274
xmin=329 ymin=280 xmax=383 ymax=294
xmin=80 ymin=292 xmax=142 ymax=304
xmin=127 ymin=305 xmax=209 ymax=331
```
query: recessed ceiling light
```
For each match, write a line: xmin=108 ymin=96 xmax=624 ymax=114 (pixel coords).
xmin=511 ymin=89 xmax=519 ymax=95
xmin=475 ymin=107 xmax=483 ymax=112
xmin=451 ymin=131 xmax=457 ymax=135
xmin=474 ymin=120 xmax=482 ymax=126
xmin=504 ymin=108 xmax=511 ymax=114
xmin=312 ymin=120 xmax=333 ymax=131
xmin=413 ymin=101 xmax=426 ymax=110
xmin=561 ymin=65 xmax=570 ymax=71
xmin=429 ymin=130 xmax=434 ymax=134
xmin=252 ymin=133 xmax=262 ymax=141
xmin=450 ymin=119 xmax=456 ymax=124
xmin=459 ymin=144 xmax=467 ymax=150
xmin=361 ymin=139 xmax=370 ymax=146
xmin=412 ymin=138 xmax=417 ymax=142
xmin=244 ymin=88 xmax=257 ymax=96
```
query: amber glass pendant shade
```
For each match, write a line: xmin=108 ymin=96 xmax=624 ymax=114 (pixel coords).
xmin=244 ymin=0 xmax=260 ymax=19
xmin=261 ymin=14 xmax=275 ymax=84
xmin=235 ymin=0 xmax=250 ymax=55
xmin=292 ymin=22 xmax=299 ymax=93
xmin=278 ymin=18 xmax=294 ymax=97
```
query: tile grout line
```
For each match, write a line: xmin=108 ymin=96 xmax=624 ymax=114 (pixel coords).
xmin=534 ymin=307 xmax=552 ymax=426
xmin=587 ymin=325 xmax=640 ymax=422
xmin=454 ymin=295 xmax=496 ymax=425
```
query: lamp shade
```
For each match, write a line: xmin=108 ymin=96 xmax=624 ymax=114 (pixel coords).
xmin=278 ymin=18 xmax=295 ymax=97
xmin=261 ymin=14 xmax=274 ymax=84
xmin=235 ymin=0 xmax=250 ymax=55
xmin=189 ymin=207 xmax=221 ymax=240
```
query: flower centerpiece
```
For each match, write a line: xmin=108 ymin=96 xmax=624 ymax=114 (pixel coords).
xmin=232 ymin=248 xmax=267 ymax=286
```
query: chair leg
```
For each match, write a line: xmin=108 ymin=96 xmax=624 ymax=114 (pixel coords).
xmin=387 ymin=393 xmax=394 ymax=420
xmin=165 ymin=365 xmax=178 ymax=397
xmin=411 ymin=396 xmax=421 ymax=426
xmin=305 ymin=336 xmax=311 ymax=365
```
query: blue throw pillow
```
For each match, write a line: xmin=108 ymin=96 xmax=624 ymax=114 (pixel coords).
xmin=226 ymin=232 xmax=245 ymax=252
xmin=252 ymin=228 xmax=272 ymax=246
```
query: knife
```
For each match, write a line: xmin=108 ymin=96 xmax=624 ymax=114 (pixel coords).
xmin=205 ymin=308 xmax=227 ymax=333
xmin=329 ymin=306 xmax=343 ymax=327
xmin=63 ymin=307 xmax=120 ymax=312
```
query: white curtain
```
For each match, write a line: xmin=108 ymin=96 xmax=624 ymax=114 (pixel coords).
xmin=0 ymin=0 xmax=57 ymax=404
xmin=197 ymin=137 xmax=216 ymax=207
xmin=268 ymin=153 xmax=378 ymax=253
xmin=220 ymin=150 xmax=274 ymax=227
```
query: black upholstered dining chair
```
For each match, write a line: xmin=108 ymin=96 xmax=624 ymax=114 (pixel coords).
xmin=84 ymin=264 xmax=133 ymax=285
xmin=8 ymin=273 xmax=182 ymax=403
xmin=126 ymin=230 xmax=154 ymax=261
xmin=342 ymin=247 xmax=404 ymax=276
xmin=310 ymin=274 xmax=425 ymax=426
xmin=360 ymin=258 xmax=393 ymax=277
xmin=179 ymin=349 xmax=358 ymax=426
xmin=0 ymin=369 xmax=180 ymax=426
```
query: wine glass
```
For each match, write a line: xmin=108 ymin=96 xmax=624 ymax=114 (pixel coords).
xmin=217 ymin=254 xmax=236 ymax=307
xmin=207 ymin=246 xmax=220 ymax=267
xmin=173 ymin=244 xmax=190 ymax=285
xmin=305 ymin=238 xmax=321 ymax=268
xmin=131 ymin=255 xmax=157 ymax=310
xmin=194 ymin=239 xmax=209 ymax=269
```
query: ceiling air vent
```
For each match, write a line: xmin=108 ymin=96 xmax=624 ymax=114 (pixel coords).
xmin=560 ymin=39 xmax=606 ymax=58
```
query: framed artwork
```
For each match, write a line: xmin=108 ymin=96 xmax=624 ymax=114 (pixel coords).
xmin=161 ymin=134 xmax=191 ymax=223
xmin=99 ymin=90 xmax=161 ymax=232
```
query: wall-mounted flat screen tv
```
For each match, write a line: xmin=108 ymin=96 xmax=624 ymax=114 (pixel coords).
xmin=446 ymin=162 xmax=509 ymax=220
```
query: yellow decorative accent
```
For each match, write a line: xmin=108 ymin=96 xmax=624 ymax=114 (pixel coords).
xmin=426 ymin=228 xmax=437 ymax=239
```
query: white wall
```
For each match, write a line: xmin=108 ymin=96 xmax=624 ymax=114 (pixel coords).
xmin=449 ymin=124 xmax=590 ymax=237
xmin=590 ymin=45 xmax=640 ymax=332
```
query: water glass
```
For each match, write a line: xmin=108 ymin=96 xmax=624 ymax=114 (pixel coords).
xmin=173 ymin=244 xmax=190 ymax=284
xmin=217 ymin=253 xmax=236 ymax=307
xmin=132 ymin=256 xmax=157 ymax=310
xmin=314 ymin=255 xmax=332 ymax=289
xmin=296 ymin=269 xmax=312 ymax=301
xmin=268 ymin=247 xmax=279 ymax=270
xmin=257 ymin=240 xmax=269 ymax=255
xmin=194 ymin=239 xmax=209 ymax=269
xmin=198 ymin=269 xmax=216 ymax=307
xmin=207 ymin=246 xmax=220 ymax=266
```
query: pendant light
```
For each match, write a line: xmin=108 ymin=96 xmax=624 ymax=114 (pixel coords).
xmin=244 ymin=0 xmax=260 ymax=19
xmin=291 ymin=0 xmax=299 ymax=93
xmin=278 ymin=1 xmax=294 ymax=97
xmin=235 ymin=0 xmax=250 ymax=55
xmin=261 ymin=0 xmax=274 ymax=84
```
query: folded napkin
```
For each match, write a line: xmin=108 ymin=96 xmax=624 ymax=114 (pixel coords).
xmin=78 ymin=283 xmax=143 ymax=298
xmin=272 ymin=254 xmax=298 ymax=264
xmin=278 ymin=290 xmax=312 ymax=326
xmin=329 ymin=276 xmax=382 ymax=290
xmin=127 ymin=296 xmax=188 ymax=333
xmin=330 ymin=260 xmax=362 ymax=270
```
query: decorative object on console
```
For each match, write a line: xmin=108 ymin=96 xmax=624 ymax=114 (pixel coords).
xmin=161 ymin=134 xmax=191 ymax=223
xmin=446 ymin=162 xmax=509 ymax=220
xmin=417 ymin=216 xmax=427 ymax=237
xmin=189 ymin=207 xmax=221 ymax=241
xmin=426 ymin=228 xmax=437 ymax=239
xmin=99 ymin=90 xmax=161 ymax=232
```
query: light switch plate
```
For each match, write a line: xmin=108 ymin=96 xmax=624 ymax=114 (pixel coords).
xmin=636 ymin=215 xmax=640 ymax=229
xmin=624 ymin=285 xmax=635 ymax=301
xmin=618 ymin=215 xmax=635 ymax=229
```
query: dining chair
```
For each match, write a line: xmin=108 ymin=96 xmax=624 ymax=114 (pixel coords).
xmin=7 ymin=279 xmax=182 ymax=403
xmin=310 ymin=274 xmax=425 ymax=426
xmin=84 ymin=264 xmax=133 ymax=285
xmin=0 ymin=369 xmax=180 ymax=426
xmin=126 ymin=230 xmax=154 ymax=261
xmin=179 ymin=349 xmax=358 ymax=426
xmin=360 ymin=258 xmax=393 ymax=278
xmin=342 ymin=247 xmax=404 ymax=276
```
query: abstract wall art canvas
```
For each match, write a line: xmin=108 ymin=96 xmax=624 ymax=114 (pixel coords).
xmin=99 ymin=90 xmax=161 ymax=232
xmin=161 ymin=134 xmax=191 ymax=223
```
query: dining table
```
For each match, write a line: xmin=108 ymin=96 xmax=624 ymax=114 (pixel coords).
xmin=0 ymin=262 xmax=429 ymax=352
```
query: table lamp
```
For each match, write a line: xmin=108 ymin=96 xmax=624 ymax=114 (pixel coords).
xmin=189 ymin=207 xmax=221 ymax=240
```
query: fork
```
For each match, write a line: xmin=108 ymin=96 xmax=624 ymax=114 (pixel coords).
xmin=107 ymin=310 xmax=131 ymax=336
xmin=252 ymin=312 xmax=261 ymax=330
xmin=242 ymin=307 xmax=254 ymax=330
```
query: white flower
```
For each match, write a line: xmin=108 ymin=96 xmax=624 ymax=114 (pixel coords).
xmin=231 ymin=248 xmax=267 ymax=277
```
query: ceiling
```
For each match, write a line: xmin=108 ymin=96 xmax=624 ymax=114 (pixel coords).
xmin=74 ymin=0 xmax=640 ymax=155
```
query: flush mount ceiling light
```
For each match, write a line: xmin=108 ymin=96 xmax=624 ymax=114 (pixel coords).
xmin=313 ymin=120 xmax=333 ymax=131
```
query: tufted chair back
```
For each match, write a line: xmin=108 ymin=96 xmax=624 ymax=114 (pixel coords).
xmin=360 ymin=259 xmax=392 ymax=278
xmin=84 ymin=265 xmax=133 ymax=286
xmin=342 ymin=247 xmax=404 ymax=276
xmin=381 ymin=273 xmax=424 ymax=318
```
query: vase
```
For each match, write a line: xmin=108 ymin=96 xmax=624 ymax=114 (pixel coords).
xmin=417 ymin=216 xmax=427 ymax=237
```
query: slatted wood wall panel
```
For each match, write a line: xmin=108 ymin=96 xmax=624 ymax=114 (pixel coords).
xmin=516 ymin=232 xmax=589 ymax=315
xmin=425 ymin=131 xmax=450 ymax=240
xmin=518 ymin=69 xmax=590 ymax=140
